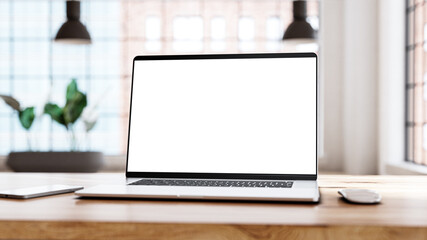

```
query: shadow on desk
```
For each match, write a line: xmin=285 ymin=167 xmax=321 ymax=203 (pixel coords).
xmin=74 ymin=196 xmax=321 ymax=205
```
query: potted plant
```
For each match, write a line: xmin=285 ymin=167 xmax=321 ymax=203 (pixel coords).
xmin=1 ymin=79 xmax=104 ymax=172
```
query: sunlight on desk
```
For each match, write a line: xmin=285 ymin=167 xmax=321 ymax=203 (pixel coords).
xmin=0 ymin=173 xmax=427 ymax=240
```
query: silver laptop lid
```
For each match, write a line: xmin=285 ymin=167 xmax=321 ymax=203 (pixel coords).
xmin=126 ymin=53 xmax=317 ymax=180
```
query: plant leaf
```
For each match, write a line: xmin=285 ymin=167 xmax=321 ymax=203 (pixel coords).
xmin=81 ymin=108 xmax=98 ymax=132
xmin=18 ymin=107 xmax=35 ymax=130
xmin=0 ymin=95 xmax=21 ymax=111
xmin=63 ymin=91 xmax=87 ymax=125
xmin=66 ymin=79 xmax=78 ymax=104
xmin=44 ymin=103 xmax=66 ymax=127
xmin=84 ymin=120 xmax=97 ymax=132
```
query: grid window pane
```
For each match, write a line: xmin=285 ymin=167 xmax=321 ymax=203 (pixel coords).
xmin=145 ymin=41 xmax=162 ymax=53
xmin=12 ymin=78 xmax=50 ymax=109
xmin=266 ymin=16 xmax=282 ymax=40
xmin=50 ymin=122 xmax=71 ymax=151
xmin=408 ymin=7 xmax=415 ymax=47
xmin=88 ymin=78 xmax=122 ymax=115
xmin=407 ymin=126 xmax=414 ymax=161
xmin=211 ymin=17 xmax=226 ymax=40
xmin=238 ymin=17 xmax=255 ymax=41
xmin=415 ymin=3 xmax=424 ymax=45
xmin=51 ymin=0 xmax=66 ymax=36
xmin=0 ymin=41 xmax=10 ymax=77
xmin=13 ymin=41 xmax=49 ymax=77
xmin=89 ymin=41 xmax=120 ymax=77
xmin=30 ymin=116 xmax=51 ymax=152
xmin=408 ymin=87 xmax=414 ymax=123
xmin=238 ymin=17 xmax=255 ymax=52
xmin=52 ymin=44 xmax=86 ymax=78
xmin=1 ymin=0 xmax=319 ymax=157
xmin=146 ymin=16 xmax=161 ymax=40
xmin=13 ymin=0 xmax=49 ymax=39
xmin=0 ymin=1 xmax=9 ymax=39
xmin=210 ymin=40 xmax=226 ymax=52
xmin=173 ymin=41 xmax=204 ymax=52
xmin=265 ymin=41 xmax=282 ymax=52
xmin=86 ymin=1 xmax=120 ymax=40
xmin=239 ymin=41 xmax=255 ymax=52
xmin=0 ymin=116 xmax=11 ymax=155
xmin=406 ymin=1 xmax=427 ymax=166
xmin=89 ymin=116 xmax=123 ymax=154
xmin=173 ymin=16 xmax=203 ymax=40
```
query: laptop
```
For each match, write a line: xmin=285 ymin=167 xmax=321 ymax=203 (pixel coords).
xmin=76 ymin=53 xmax=320 ymax=202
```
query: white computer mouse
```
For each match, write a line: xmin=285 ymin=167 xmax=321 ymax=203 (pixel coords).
xmin=338 ymin=189 xmax=381 ymax=204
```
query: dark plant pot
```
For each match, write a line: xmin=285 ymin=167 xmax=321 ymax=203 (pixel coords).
xmin=7 ymin=151 xmax=104 ymax=172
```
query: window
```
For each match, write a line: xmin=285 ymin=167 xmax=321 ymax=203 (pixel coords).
xmin=265 ymin=16 xmax=283 ymax=51
xmin=173 ymin=16 xmax=204 ymax=52
xmin=210 ymin=17 xmax=226 ymax=52
xmin=0 ymin=0 xmax=319 ymax=156
xmin=145 ymin=16 xmax=162 ymax=52
xmin=406 ymin=0 xmax=427 ymax=165
xmin=0 ymin=0 xmax=123 ymax=154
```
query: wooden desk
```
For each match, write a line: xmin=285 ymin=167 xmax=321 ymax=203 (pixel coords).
xmin=0 ymin=173 xmax=427 ymax=240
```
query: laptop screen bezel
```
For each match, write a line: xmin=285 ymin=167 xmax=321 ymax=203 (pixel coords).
xmin=126 ymin=53 xmax=318 ymax=181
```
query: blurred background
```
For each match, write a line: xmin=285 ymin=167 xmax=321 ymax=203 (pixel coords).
xmin=0 ymin=0 xmax=318 ymax=154
xmin=0 ymin=0 xmax=422 ymax=175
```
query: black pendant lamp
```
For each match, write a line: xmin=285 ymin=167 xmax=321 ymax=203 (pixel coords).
xmin=282 ymin=0 xmax=317 ymax=43
xmin=54 ymin=0 xmax=91 ymax=44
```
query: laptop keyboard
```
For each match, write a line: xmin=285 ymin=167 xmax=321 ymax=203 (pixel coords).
xmin=129 ymin=179 xmax=293 ymax=188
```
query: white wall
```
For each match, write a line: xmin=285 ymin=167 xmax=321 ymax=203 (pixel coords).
xmin=321 ymin=0 xmax=393 ymax=174
xmin=342 ymin=0 xmax=379 ymax=174
xmin=319 ymin=0 xmax=344 ymax=171
xmin=378 ymin=0 xmax=405 ymax=174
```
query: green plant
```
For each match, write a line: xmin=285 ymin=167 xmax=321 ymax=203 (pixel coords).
xmin=44 ymin=79 xmax=88 ymax=151
xmin=0 ymin=95 xmax=35 ymax=150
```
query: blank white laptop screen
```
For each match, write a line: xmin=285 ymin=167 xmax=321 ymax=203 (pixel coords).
xmin=127 ymin=56 xmax=317 ymax=175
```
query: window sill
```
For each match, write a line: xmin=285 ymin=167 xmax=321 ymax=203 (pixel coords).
xmin=385 ymin=162 xmax=427 ymax=175
xmin=0 ymin=155 xmax=126 ymax=172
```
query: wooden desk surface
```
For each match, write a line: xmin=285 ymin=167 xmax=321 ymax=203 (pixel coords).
xmin=1 ymin=173 xmax=427 ymax=240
